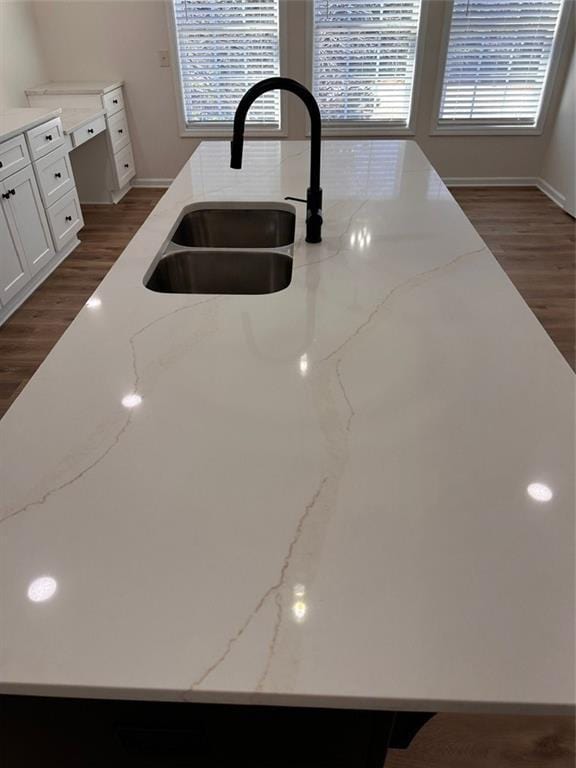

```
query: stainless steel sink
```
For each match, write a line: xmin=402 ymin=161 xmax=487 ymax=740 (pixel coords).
xmin=171 ymin=207 xmax=296 ymax=249
xmin=145 ymin=249 xmax=293 ymax=295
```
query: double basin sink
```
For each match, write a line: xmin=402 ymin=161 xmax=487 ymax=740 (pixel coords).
xmin=145 ymin=203 xmax=296 ymax=295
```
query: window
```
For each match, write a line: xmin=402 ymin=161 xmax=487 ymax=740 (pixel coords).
xmin=312 ymin=0 xmax=424 ymax=130
xmin=438 ymin=0 xmax=567 ymax=129
xmin=172 ymin=0 xmax=281 ymax=132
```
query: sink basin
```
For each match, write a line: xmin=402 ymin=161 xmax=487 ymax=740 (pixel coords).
xmin=171 ymin=206 xmax=296 ymax=249
xmin=145 ymin=249 xmax=293 ymax=295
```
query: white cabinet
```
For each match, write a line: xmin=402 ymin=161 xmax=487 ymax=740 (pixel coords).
xmin=0 ymin=165 xmax=54 ymax=276
xmin=35 ymin=144 xmax=75 ymax=207
xmin=26 ymin=117 xmax=65 ymax=161
xmin=0 ymin=202 xmax=31 ymax=305
xmin=0 ymin=115 xmax=82 ymax=325
xmin=102 ymin=87 xmax=124 ymax=116
xmin=46 ymin=188 xmax=83 ymax=251
xmin=72 ymin=115 xmax=106 ymax=148
xmin=27 ymin=82 xmax=136 ymax=201
xmin=0 ymin=135 xmax=30 ymax=181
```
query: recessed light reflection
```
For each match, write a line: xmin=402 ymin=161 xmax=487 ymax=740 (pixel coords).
xmin=86 ymin=296 xmax=101 ymax=309
xmin=122 ymin=393 xmax=142 ymax=408
xmin=27 ymin=576 xmax=57 ymax=603
xmin=527 ymin=482 xmax=553 ymax=502
xmin=350 ymin=227 xmax=371 ymax=250
xmin=299 ymin=354 xmax=309 ymax=376
xmin=292 ymin=584 xmax=308 ymax=623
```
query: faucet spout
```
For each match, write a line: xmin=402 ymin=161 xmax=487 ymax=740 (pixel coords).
xmin=231 ymin=77 xmax=323 ymax=244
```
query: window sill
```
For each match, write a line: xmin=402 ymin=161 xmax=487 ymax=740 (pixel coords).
xmin=430 ymin=124 xmax=543 ymax=137
xmin=180 ymin=127 xmax=287 ymax=139
xmin=315 ymin=124 xmax=415 ymax=138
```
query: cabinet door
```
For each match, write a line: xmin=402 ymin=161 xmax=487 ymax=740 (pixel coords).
xmin=1 ymin=165 xmax=55 ymax=276
xmin=0 ymin=201 xmax=31 ymax=304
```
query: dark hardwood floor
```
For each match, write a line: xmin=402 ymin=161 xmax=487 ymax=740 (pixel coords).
xmin=451 ymin=186 xmax=575 ymax=370
xmin=0 ymin=186 xmax=574 ymax=766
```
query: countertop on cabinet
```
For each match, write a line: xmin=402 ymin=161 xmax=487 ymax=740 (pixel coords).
xmin=0 ymin=107 xmax=62 ymax=143
xmin=0 ymin=140 xmax=574 ymax=717
xmin=25 ymin=80 xmax=123 ymax=96
xmin=59 ymin=107 xmax=106 ymax=135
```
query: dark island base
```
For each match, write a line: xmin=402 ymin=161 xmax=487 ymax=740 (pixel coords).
xmin=0 ymin=694 xmax=434 ymax=767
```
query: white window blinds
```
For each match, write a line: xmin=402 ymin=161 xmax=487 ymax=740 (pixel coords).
xmin=312 ymin=0 xmax=423 ymax=125
xmin=439 ymin=0 xmax=566 ymax=126
xmin=172 ymin=0 xmax=281 ymax=127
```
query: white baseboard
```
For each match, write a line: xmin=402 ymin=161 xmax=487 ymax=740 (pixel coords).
xmin=443 ymin=175 xmax=567 ymax=211
xmin=132 ymin=175 xmax=569 ymax=211
xmin=132 ymin=178 xmax=173 ymax=188
xmin=535 ymin=177 xmax=566 ymax=209
xmin=443 ymin=176 xmax=540 ymax=188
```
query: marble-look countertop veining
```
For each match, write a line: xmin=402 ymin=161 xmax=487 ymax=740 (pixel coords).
xmin=0 ymin=141 xmax=573 ymax=715
xmin=0 ymin=107 xmax=62 ymax=143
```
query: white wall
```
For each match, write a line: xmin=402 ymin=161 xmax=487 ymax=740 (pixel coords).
xmin=0 ymin=0 xmax=48 ymax=109
xmin=540 ymin=47 xmax=575 ymax=215
xmin=20 ymin=0 xmax=576 ymax=184
xmin=32 ymin=0 xmax=191 ymax=180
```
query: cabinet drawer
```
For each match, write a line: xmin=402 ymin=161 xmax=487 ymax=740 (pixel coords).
xmin=72 ymin=115 xmax=107 ymax=148
xmin=0 ymin=134 xmax=31 ymax=181
xmin=26 ymin=117 xmax=65 ymax=161
xmin=47 ymin=188 xmax=84 ymax=251
xmin=107 ymin=110 xmax=130 ymax=154
xmin=34 ymin=144 xmax=75 ymax=207
xmin=102 ymin=87 xmax=124 ymax=116
xmin=113 ymin=143 xmax=136 ymax=189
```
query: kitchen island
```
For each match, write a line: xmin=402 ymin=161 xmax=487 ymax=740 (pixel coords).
xmin=0 ymin=140 xmax=574 ymax=763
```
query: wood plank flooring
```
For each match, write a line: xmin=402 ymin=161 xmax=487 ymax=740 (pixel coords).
xmin=450 ymin=186 xmax=575 ymax=369
xmin=0 ymin=186 xmax=574 ymax=767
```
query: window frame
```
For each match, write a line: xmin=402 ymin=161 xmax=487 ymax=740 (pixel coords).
xmin=430 ymin=0 xmax=573 ymax=136
xmin=167 ymin=0 xmax=289 ymax=138
xmin=305 ymin=0 xmax=429 ymax=136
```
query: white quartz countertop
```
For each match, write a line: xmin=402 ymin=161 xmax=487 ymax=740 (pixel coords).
xmin=25 ymin=80 xmax=123 ymax=96
xmin=59 ymin=107 xmax=106 ymax=135
xmin=0 ymin=107 xmax=62 ymax=143
xmin=0 ymin=141 xmax=573 ymax=715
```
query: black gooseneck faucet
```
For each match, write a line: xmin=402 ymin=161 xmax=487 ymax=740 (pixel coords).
xmin=230 ymin=77 xmax=323 ymax=244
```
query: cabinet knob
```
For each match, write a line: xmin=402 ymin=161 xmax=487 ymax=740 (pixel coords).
xmin=118 ymin=129 xmax=123 ymax=134
xmin=45 ymin=134 xmax=53 ymax=141
xmin=9 ymin=189 xmax=15 ymax=196
xmin=0 ymin=161 xmax=3 ymax=168
xmin=88 ymin=128 xmax=94 ymax=134
xmin=113 ymin=99 xmax=118 ymax=104
xmin=2 ymin=192 xmax=10 ymax=200
xmin=65 ymin=215 xmax=73 ymax=222
xmin=54 ymin=172 xmax=62 ymax=179
xmin=124 ymin=163 xmax=129 ymax=168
